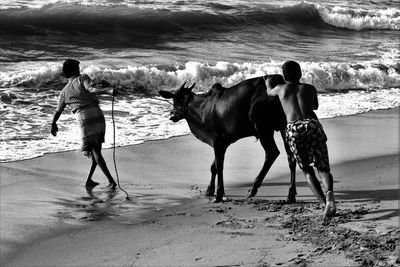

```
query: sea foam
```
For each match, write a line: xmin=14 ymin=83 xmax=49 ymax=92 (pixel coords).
xmin=1 ymin=59 xmax=400 ymax=162
xmin=316 ymin=5 xmax=400 ymax=30
xmin=2 ymin=60 xmax=399 ymax=95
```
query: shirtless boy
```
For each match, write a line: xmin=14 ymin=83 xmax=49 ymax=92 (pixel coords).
xmin=265 ymin=60 xmax=336 ymax=217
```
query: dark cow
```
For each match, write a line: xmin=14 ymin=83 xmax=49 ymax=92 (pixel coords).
xmin=159 ymin=75 xmax=297 ymax=203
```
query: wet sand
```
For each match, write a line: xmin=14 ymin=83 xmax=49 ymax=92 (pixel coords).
xmin=1 ymin=107 xmax=399 ymax=266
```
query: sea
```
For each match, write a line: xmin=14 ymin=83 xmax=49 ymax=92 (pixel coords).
xmin=1 ymin=0 xmax=399 ymax=162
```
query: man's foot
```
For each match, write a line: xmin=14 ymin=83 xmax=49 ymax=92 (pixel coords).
xmin=85 ymin=180 xmax=99 ymax=188
xmin=107 ymin=181 xmax=117 ymax=189
xmin=324 ymin=191 xmax=336 ymax=217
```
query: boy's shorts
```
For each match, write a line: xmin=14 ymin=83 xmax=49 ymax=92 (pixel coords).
xmin=285 ymin=118 xmax=330 ymax=171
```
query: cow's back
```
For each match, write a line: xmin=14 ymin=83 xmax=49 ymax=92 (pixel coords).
xmin=207 ymin=78 xmax=265 ymax=141
xmin=201 ymin=77 xmax=285 ymax=142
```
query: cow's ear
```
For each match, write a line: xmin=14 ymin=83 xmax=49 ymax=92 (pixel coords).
xmin=158 ymin=90 xmax=175 ymax=99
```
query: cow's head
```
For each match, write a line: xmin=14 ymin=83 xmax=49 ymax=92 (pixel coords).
xmin=158 ymin=82 xmax=196 ymax=122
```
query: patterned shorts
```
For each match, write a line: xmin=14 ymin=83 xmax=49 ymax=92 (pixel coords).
xmin=285 ymin=118 xmax=330 ymax=171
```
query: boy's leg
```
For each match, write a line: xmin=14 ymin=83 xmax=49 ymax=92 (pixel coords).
xmin=90 ymin=145 xmax=117 ymax=188
xmin=302 ymin=166 xmax=326 ymax=205
xmin=318 ymin=170 xmax=336 ymax=217
xmin=318 ymin=170 xmax=333 ymax=192
xmin=85 ymin=157 xmax=99 ymax=187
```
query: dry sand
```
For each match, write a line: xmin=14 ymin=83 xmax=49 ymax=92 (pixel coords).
xmin=1 ymin=107 xmax=399 ymax=266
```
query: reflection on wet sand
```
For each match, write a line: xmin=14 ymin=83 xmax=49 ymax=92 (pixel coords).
xmin=53 ymin=185 xmax=184 ymax=224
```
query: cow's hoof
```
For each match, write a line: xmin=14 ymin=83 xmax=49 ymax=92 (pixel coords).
xmin=286 ymin=197 xmax=296 ymax=204
xmin=212 ymin=196 xmax=232 ymax=203
xmin=286 ymin=192 xmax=296 ymax=204
xmin=212 ymin=197 xmax=223 ymax=203
xmin=205 ymin=186 xmax=215 ymax=196
xmin=222 ymin=196 xmax=232 ymax=202
xmin=246 ymin=188 xmax=258 ymax=199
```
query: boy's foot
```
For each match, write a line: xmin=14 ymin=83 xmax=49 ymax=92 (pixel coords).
xmin=85 ymin=180 xmax=99 ymax=188
xmin=107 ymin=181 xmax=117 ymax=189
xmin=324 ymin=191 xmax=336 ymax=217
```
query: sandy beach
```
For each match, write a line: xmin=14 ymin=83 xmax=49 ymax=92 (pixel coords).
xmin=1 ymin=107 xmax=399 ymax=267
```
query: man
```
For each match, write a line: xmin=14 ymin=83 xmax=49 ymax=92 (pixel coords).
xmin=265 ymin=60 xmax=336 ymax=217
xmin=51 ymin=59 xmax=118 ymax=189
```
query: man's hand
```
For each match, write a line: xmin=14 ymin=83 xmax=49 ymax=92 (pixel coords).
xmin=51 ymin=123 xmax=58 ymax=136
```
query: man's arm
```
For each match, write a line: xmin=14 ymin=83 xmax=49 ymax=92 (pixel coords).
xmin=91 ymin=88 xmax=119 ymax=96
xmin=51 ymin=111 xmax=61 ymax=136
xmin=80 ymin=75 xmax=117 ymax=96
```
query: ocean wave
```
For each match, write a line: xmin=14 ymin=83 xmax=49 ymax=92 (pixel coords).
xmin=0 ymin=3 xmax=321 ymax=34
xmin=316 ymin=4 xmax=400 ymax=30
xmin=0 ymin=2 xmax=397 ymax=46
xmin=1 ymin=60 xmax=400 ymax=100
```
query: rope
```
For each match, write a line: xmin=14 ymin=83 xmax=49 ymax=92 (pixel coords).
xmin=112 ymin=93 xmax=130 ymax=200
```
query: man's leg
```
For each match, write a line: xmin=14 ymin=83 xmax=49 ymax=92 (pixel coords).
xmin=90 ymin=145 xmax=117 ymax=188
xmin=302 ymin=166 xmax=326 ymax=205
xmin=318 ymin=170 xmax=336 ymax=217
xmin=85 ymin=156 xmax=99 ymax=187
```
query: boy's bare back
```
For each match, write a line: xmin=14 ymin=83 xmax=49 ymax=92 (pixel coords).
xmin=267 ymin=81 xmax=319 ymax=123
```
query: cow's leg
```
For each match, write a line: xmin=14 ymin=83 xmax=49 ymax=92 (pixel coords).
xmin=281 ymin=130 xmax=297 ymax=203
xmin=205 ymin=159 xmax=216 ymax=196
xmin=213 ymin=141 xmax=227 ymax=203
xmin=247 ymin=130 xmax=280 ymax=199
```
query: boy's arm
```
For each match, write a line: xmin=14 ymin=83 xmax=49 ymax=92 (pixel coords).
xmin=312 ymin=85 xmax=319 ymax=110
xmin=264 ymin=77 xmax=280 ymax=96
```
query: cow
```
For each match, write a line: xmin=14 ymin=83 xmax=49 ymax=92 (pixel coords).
xmin=159 ymin=75 xmax=297 ymax=203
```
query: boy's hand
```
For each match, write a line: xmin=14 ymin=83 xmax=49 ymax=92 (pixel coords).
xmin=264 ymin=77 xmax=272 ymax=91
xmin=51 ymin=123 xmax=58 ymax=136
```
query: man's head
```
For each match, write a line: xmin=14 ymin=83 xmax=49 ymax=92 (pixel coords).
xmin=282 ymin=60 xmax=301 ymax=83
xmin=62 ymin=59 xmax=80 ymax=78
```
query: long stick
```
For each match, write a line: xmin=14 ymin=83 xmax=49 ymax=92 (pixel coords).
xmin=112 ymin=94 xmax=130 ymax=200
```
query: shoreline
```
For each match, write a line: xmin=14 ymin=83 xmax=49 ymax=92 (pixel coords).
xmin=1 ymin=105 xmax=399 ymax=164
xmin=1 ymin=107 xmax=399 ymax=266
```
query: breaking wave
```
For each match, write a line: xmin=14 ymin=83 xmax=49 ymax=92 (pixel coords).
xmin=1 ymin=61 xmax=399 ymax=98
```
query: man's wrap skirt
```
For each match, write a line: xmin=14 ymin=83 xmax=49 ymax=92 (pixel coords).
xmin=76 ymin=104 xmax=105 ymax=157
